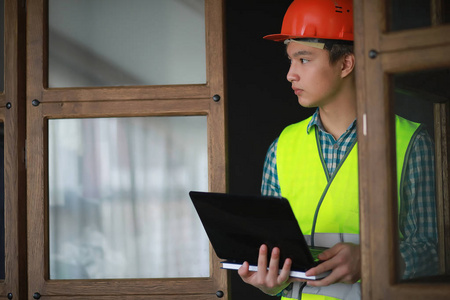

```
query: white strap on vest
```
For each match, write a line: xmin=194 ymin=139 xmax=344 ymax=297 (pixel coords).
xmin=304 ymin=233 xmax=360 ymax=248
xmin=289 ymin=282 xmax=361 ymax=300
xmin=292 ymin=282 xmax=302 ymax=298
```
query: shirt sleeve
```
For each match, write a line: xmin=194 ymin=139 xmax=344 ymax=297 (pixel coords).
xmin=261 ymin=138 xmax=282 ymax=197
xmin=399 ymin=127 xmax=440 ymax=279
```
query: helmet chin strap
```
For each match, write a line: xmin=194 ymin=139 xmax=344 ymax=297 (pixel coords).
xmin=284 ymin=39 xmax=325 ymax=50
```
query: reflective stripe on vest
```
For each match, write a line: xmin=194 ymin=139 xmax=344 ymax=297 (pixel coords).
xmin=277 ymin=115 xmax=421 ymax=300
xmin=303 ymin=233 xmax=359 ymax=248
xmin=283 ymin=282 xmax=361 ymax=300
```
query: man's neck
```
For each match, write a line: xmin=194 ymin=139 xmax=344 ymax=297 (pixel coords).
xmin=318 ymin=95 xmax=357 ymax=140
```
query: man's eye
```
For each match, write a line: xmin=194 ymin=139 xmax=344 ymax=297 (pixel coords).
xmin=300 ymin=58 xmax=309 ymax=64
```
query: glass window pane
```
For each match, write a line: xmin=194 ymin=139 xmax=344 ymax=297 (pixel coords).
xmin=48 ymin=0 xmax=206 ymax=88
xmin=390 ymin=0 xmax=450 ymax=31
xmin=0 ymin=0 xmax=4 ymax=92
xmin=393 ymin=69 xmax=450 ymax=281
xmin=48 ymin=116 xmax=209 ymax=279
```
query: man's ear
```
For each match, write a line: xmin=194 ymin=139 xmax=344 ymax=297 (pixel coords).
xmin=341 ymin=53 xmax=355 ymax=78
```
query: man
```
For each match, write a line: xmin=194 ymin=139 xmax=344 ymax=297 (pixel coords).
xmin=238 ymin=0 xmax=438 ymax=299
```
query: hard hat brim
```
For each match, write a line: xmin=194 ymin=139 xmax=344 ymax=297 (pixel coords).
xmin=263 ymin=33 xmax=353 ymax=42
xmin=263 ymin=33 xmax=298 ymax=42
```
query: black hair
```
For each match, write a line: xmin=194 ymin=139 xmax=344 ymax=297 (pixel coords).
xmin=293 ymin=38 xmax=354 ymax=65
xmin=327 ymin=42 xmax=354 ymax=65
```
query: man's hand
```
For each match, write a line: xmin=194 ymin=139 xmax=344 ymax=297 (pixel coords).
xmin=238 ymin=244 xmax=293 ymax=295
xmin=305 ymin=243 xmax=361 ymax=287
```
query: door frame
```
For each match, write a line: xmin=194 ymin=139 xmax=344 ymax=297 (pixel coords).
xmin=355 ymin=1 xmax=450 ymax=299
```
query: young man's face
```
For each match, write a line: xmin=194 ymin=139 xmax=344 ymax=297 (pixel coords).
xmin=286 ymin=41 xmax=345 ymax=108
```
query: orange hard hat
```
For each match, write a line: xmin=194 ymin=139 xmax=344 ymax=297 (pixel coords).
xmin=264 ymin=0 xmax=353 ymax=42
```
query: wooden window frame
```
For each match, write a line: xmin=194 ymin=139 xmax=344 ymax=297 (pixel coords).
xmin=355 ymin=0 xmax=450 ymax=299
xmin=26 ymin=0 xmax=228 ymax=299
xmin=0 ymin=0 xmax=27 ymax=298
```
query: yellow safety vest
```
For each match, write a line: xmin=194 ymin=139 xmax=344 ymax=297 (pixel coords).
xmin=276 ymin=115 xmax=421 ymax=300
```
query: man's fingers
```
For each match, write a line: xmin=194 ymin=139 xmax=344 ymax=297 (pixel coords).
xmin=317 ymin=245 xmax=340 ymax=261
xmin=306 ymin=243 xmax=361 ymax=287
xmin=257 ymin=244 xmax=269 ymax=273
xmin=267 ymin=247 xmax=281 ymax=277
xmin=305 ymin=259 xmax=335 ymax=277
xmin=277 ymin=257 xmax=292 ymax=285
xmin=238 ymin=261 xmax=251 ymax=279
xmin=237 ymin=244 xmax=295 ymax=295
xmin=307 ymin=274 xmax=335 ymax=287
xmin=307 ymin=265 xmax=347 ymax=287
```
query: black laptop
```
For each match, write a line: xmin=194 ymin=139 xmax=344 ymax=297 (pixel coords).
xmin=189 ymin=191 xmax=330 ymax=280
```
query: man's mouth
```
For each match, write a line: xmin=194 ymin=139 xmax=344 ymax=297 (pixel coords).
xmin=293 ymin=88 xmax=303 ymax=95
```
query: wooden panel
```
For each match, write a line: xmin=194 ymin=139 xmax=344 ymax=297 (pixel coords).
xmin=37 ymin=278 xmax=218 ymax=296
xmin=204 ymin=0 xmax=227 ymax=197
xmin=40 ymin=99 xmax=211 ymax=118
xmin=38 ymin=294 xmax=221 ymax=300
xmin=352 ymin=1 xmax=372 ymax=298
xmin=354 ymin=1 xmax=394 ymax=299
xmin=357 ymin=0 xmax=450 ymax=299
xmin=41 ymin=85 xmax=211 ymax=102
xmin=204 ymin=2 xmax=228 ymax=296
xmin=3 ymin=0 xmax=27 ymax=298
xmin=388 ymin=283 xmax=450 ymax=299
xmin=381 ymin=44 xmax=450 ymax=74
xmin=26 ymin=1 xmax=46 ymax=297
xmin=380 ymin=24 xmax=450 ymax=53
xmin=0 ymin=106 xmax=7 ymax=297
xmin=27 ymin=0 xmax=228 ymax=299
xmin=434 ymin=103 xmax=450 ymax=273
xmin=0 ymin=94 xmax=5 ymax=107
xmin=205 ymin=0 xmax=225 ymax=97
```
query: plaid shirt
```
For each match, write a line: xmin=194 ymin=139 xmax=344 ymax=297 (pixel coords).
xmin=261 ymin=109 xmax=439 ymax=279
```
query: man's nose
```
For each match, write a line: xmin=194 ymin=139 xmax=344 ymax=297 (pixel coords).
xmin=286 ymin=66 xmax=299 ymax=82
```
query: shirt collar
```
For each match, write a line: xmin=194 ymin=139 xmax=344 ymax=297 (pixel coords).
xmin=306 ymin=108 xmax=357 ymax=134
xmin=306 ymin=109 xmax=323 ymax=134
